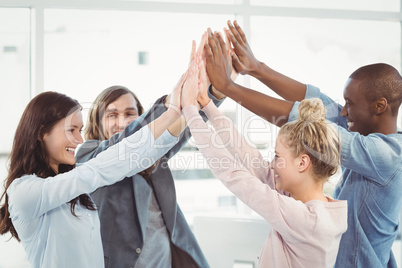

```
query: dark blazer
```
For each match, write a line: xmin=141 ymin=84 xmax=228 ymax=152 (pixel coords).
xmin=76 ymin=91 xmax=223 ymax=268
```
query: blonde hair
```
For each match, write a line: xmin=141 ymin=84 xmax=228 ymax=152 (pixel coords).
xmin=279 ymin=98 xmax=340 ymax=181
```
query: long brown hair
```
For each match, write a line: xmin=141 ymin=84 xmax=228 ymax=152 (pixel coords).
xmin=84 ymin=86 xmax=156 ymax=179
xmin=0 ymin=91 xmax=96 ymax=241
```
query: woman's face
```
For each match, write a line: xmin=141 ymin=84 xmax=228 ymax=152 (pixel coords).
xmin=272 ymin=135 xmax=302 ymax=193
xmin=43 ymin=110 xmax=84 ymax=172
xmin=101 ymin=93 xmax=139 ymax=140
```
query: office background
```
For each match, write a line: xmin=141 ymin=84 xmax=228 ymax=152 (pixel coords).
xmin=0 ymin=0 xmax=401 ymax=267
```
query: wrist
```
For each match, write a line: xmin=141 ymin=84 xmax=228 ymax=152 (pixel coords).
xmin=210 ymin=84 xmax=226 ymax=100
xmin=166 ymin=106 xmax=181 ymax=119
xmin=182 ymin=101 xmax=198 ymax=109
xmin=198 ymin=97 xmax=211 ymax=109
xmin=249 ymin=61 xmax=265 ymax=78
xmin=215 ymin=79 xmax=235 ymax=95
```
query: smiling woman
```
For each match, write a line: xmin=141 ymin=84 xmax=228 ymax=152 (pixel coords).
xmin=0 ymin=90 xmax=185 ymax=268
xmin=0 ymin=91 xmax=96 ymax=245
xmin=43 ymin=104 xmax=84 ymax=172
xmin=1 ymin=0 xmax=402 ymax=266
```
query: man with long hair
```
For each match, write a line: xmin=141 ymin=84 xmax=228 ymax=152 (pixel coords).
xmin=76 ymin=38 xmax=233 ymax=267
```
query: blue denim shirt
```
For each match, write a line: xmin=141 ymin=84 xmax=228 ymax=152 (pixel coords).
xmin=288 ymin=84 xmax=402 ymax=268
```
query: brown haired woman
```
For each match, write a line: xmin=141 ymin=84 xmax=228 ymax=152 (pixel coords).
xmin=0 ymin=79 xmax=185 ymax=268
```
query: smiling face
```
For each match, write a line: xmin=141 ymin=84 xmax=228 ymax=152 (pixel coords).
xmin=272 ymin=135 xmax=304 ymax=193
xmin=100 ymin=93 xmax=139 ymax=139
xmin=43 ymin=110 xmax=84 ymax=173
xmin=341 ymin=78 xmax=376 ymax=136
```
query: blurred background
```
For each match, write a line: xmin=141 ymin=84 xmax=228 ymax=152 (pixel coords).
xmin=0 ymin=0 xmax=401 ymax=267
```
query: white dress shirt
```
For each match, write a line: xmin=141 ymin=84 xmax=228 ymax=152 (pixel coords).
xmin=7 ymin=127 xmax=178 ymax=268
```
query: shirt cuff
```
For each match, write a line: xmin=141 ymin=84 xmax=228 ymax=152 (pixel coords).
xmin=207 ymin=84 xmax=225 ymax=102
xmin=288 ymin=102 xmax=300 ymax=122
xmin=288 ymin=84 xmax=322 ymax=122
xmin=305 ymin=84 xmax=321 ymax=99
xmin=201 ymin=99 xmax=220 ymax=119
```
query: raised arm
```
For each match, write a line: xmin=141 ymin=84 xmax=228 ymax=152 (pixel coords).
xmin=226 ymin=20 xmax=306 ymax=102
xmin=76 ymin=39 xmax=224 ymax=163
xmin=197 ymin=58 xmax=272 ymax=184
xmin=149 ymin=72 xmax=185 ymax=139
xmin=204 ymin=28 xmax=294 ymax=127
xmin=181 ymin=59 xmax=316 ymax=236
xmin=8 ymin=122 xmax=180 ymax=221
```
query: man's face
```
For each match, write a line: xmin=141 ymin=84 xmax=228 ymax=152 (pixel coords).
xmin=101 ymin=93 xmax=139 ymax=139
xmin=340 ymin=78 xmax=376 ymax=136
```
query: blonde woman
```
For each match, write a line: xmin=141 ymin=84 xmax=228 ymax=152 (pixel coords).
xmin=180 ymin=56 xmax=347 ymax=267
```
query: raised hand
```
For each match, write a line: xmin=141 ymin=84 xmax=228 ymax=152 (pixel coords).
xmin=167 ymin=70 xmax=187 ymax=115
xmin=196 ymin=56 xmax=211 ymax=108
xmin=182 ymin=55 xmax=200 ymax=108
xmin=204 ymin=28 xmax=233 ymax=93
xmin=226 ymin=20 xmax=260 ymax=76
xmin=190 ymin=33 xmax=208 ymax=65
xmin=223 ymin=27 xmax=239 ymax=81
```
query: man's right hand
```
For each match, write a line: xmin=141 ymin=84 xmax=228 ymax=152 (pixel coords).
xmin=226 ymin=20 xmax=260 ymax=76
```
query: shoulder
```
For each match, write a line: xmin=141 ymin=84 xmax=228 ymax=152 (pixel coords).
xmin=7 ymin=174 xmax=41 ymax=195
xmin=305 ymin=197 xmax=347 ymax=214
xmin=368 ymin=132 xmax=402 ymax=148
xmin=305 ymin=197 xmax=348 ymax=221
xmin=341 ymin=131 xmax=402 ymax=150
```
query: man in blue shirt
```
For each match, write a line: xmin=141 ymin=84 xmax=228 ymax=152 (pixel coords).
xmin=203 ymin=21 xmax=402 ymax=267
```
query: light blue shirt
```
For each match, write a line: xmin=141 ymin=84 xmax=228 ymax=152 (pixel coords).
xmin=7 ymin=127 xmax=178 ymax=268
xmin=289 ymin=84 xmax=402 ymax=268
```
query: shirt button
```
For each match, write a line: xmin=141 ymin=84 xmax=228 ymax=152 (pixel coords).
xmin=135 ymin=248 xmax=141 ymax=254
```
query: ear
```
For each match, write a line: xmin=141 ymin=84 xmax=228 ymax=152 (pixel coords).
xmin=298 ymin=154 xmax=310 ymax=173
xmin=374 ymin=97 xmax=387 ymax=115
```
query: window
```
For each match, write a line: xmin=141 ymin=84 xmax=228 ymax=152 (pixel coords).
xmin=0 ymin=7 xmax=31 ymax=268
xmin=250 ymin=0 xmax=400 ymax=12
xmin=0 ymin=1 xmax=401 ymax=267
xmin=0 ymin=8 xmax=31 ymax=154
xmin=44 ymin=10 xmax=236 ymax=108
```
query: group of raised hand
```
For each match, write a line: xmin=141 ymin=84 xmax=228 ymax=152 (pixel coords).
xmin=166 ymin=20 xmax=257 ymax=115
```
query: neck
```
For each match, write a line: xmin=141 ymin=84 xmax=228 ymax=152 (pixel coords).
xmin=374 ymin=114 xmax=398 ymax=135
xmin=288 ymin=181 xmax=327 ymax=203
xmin=291 ymin=191 xmax=327 ymax=203
xmin=50 ymin=164 xmax=59 ymax=175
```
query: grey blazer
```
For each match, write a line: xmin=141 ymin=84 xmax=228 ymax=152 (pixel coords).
xmin=76 ymin=91 xmax=223 ymax=268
